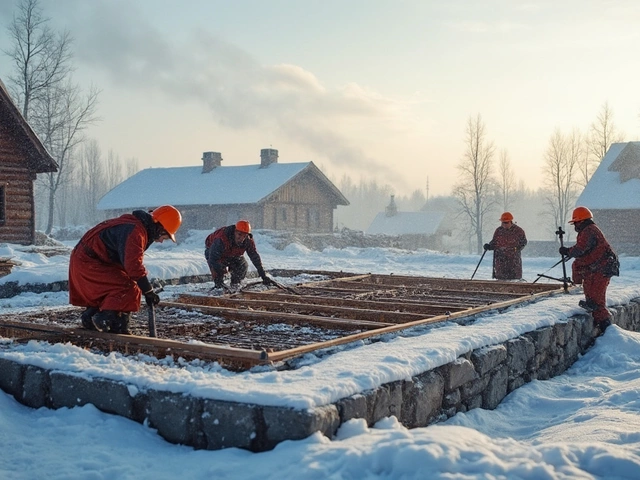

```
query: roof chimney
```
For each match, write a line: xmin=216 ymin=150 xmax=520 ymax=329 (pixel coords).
xmin=260 ymin=148 xmax=278 ymax=168
xmin=385 ymin=195 xmax=398 ymax=217
xmin=202 ymin=151 xmax=222 ymax=173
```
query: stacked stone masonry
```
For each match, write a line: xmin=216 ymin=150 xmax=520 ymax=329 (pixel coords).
xmin=1 ymin=300 xmax=639 ymax=452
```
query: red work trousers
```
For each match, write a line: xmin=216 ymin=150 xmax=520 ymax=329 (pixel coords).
xmin=582 ymin=272 xmax=611 ymax=323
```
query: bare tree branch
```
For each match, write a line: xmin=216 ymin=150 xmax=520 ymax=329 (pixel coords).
xmin=542 ymin=128 xmax=580 ymax=240
xmin=453 ymin=114 xmax=496 ymax=253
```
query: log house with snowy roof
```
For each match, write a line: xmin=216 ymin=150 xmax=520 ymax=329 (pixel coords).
xmin=576 ymin=141 xmax=640 ymax=255
xmin=97 ymin=149 xmax=349 ymax=238
xmin=367 ymin=195 xmax=449 ymax=250
xmin=0 ymin=79 xmax=58 ymax=245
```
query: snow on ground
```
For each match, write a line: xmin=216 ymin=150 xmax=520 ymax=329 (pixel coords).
xmin=1 ymin=231 xmax=640 ymax=478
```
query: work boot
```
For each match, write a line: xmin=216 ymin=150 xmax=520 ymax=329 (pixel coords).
xmin=92 ymin=310 xmax=118 ymax=333
xmin=80 ymin=307 xmax=99 ymax=330
xmin=578 ymin=299 xmax=597 ymax=312
xmin=110 ymin=312 xmax=132 ymax=335
xmin=596 ymin=318 xmax=612 ymax=336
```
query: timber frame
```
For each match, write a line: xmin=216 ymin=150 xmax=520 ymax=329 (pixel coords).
xmin=0 ymin=272 xmax=567 ymax=370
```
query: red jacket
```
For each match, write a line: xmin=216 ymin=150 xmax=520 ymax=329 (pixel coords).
xmin=205 ymin=225 xmax=265 ymax=279
xmin=487 ymin=224 xmax=527 ymax=280
xmin=568 ymin=221 xmax=618 ymax=279
xmin=68 ymin=211 xmax=156 ymax=312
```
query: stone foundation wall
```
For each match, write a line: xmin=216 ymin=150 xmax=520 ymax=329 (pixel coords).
xmin=1 ymin=300 xmax=639 ymax=452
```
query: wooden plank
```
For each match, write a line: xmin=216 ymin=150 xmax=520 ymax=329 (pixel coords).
xmin=175 ymin=294 xmax=430 ymax=323
xmin=316 ymin=280 xmax=526 ymax=299
xmin=0 ymin=319 xmax=267 ymax=361
xmin=365 ymin=273 xmax=560 ymax=294
xmin=291 ymin=285 xmax=485 ymax=306
xmin=240 ymin=291 xmax=469 ymax=315
xmin=265 ymin=288 xmax=568 ymax=363
xmin=162 ymin=301 xmax=395 ymax=330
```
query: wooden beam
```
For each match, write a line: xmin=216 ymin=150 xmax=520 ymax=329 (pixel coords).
xmin=240 ymin=291 xmax=469 ymax=314
xmin=174 ymin=294 xmax=429 ymax=323
xmin=0 ymin=319 xmax=267 ymax=362
xmin=265 ymin=287 xmax=566 ymax=363
xmin=162 ymin=301 xmax=394 ymax=330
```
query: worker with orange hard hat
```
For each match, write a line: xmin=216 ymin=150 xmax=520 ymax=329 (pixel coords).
xmin=559 ymin=206 xmax=619 ymax=335
xmin=483 ymin=212 xmax=528 ymax=280
xmin=204 ymin=220 xmax=272 ymax=289
xmin=69 ymin=205 xmax=182 ymax=334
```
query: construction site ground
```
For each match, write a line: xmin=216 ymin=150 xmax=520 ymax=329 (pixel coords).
xmin=0 ymin=269 xmax=567 ymax=371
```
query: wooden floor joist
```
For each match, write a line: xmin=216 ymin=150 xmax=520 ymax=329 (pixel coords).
xmin=0 ymin=271 xmax=570 ymax=370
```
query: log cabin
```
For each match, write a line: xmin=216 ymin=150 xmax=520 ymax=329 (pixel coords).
xmin=97 ymin=149 xmax=349 ymax=238
xmin=576 ymin=141 xmax=640 ymax=255
xmin=0 ymin=79 xmax=58 ymax=245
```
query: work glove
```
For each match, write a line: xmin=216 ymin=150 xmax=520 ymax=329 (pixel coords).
xmin=144 ymin=290 xmax=160 ymax=307
xmin=261 ymin=275 xmax=274 ymax=286
xmin=559 ymin=246 xmax=570 ymax=257
xmin=137 ymin=276 xmax=159 ymax=306
xmin=483 ymin=243 xmax=492 ymax=251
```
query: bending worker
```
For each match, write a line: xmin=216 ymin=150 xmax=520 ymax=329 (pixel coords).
xmin=484 ymin=212 xmax=528 ymax=280
xmin=69 ymin=205 xmax=182 ymax=334
xmin=204 ymin=220 xmax=273 ymax=289
xmin=559 ymin=206 xmax=619 ymax=335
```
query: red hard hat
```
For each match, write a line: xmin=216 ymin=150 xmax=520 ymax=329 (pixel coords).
xmin=569 ymin=206 xmax=593 ymax=224
xmin=235 ymin=220 xmax=251 ymax=234
xmin=500 ymin=212 xmax=513 ymax=222
xmin=151 ymin=205 xmax=182 ymax=242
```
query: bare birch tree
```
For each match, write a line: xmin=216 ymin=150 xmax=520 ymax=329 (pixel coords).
xmin=497 ymin=149 xmax=516 ymax=212
xmin=453 ymin=114 xmax=496 ymax=253
xmin=36 ymin=80 xmax=100 ymax=233
xmin=5 ymin=0 xmax=100 ymax=234
xmin=542 ymin=129 xmax=580 ymax=239
xmin=3 ymin=0 xmax=71 ymax=121
xmin=125 ymin=157 xmax=140 ymax=181
xmin=587 ymin=102 xmax=625 ymax=176
xmin=100 ymin=149 xmax=123 ymax=195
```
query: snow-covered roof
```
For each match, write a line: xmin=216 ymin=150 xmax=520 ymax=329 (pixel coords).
xmin=367 ymin=211 xmax=445 ymax=235
xmin=0 ymin=77 xmax=57 ymax=173
xmin=576 ymin=141 xmax=640 ymax=209
xmin=98 ymin=162 xmax=314 ymax=210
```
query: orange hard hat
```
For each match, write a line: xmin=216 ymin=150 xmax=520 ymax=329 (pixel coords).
xmin=569 ymin=206 xmax=593 ymax=224
xmin=499 ymin=212 xmax=514 ymax=222
xmin=151 ymin=205 xmax=182 ymax=242
xmin=235 ymin=220 xmax=251 ymax=234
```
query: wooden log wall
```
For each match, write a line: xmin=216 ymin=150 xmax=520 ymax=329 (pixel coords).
xmin=0 ymin=123 xmax=37 ymax=245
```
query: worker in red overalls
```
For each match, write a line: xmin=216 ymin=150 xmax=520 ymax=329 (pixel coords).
xmin=204 ymin=220 xmax=272 ymax=289
xmin=559 ymin=206 xmax=619 ymax=335
xmin=69 ymin=205 xmax=182 ymax=334
xmin=484 ymin=212 xmax=528 ymax=280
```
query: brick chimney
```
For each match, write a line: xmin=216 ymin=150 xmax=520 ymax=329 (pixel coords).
xmin=202 ymin=152 xmax=222 ymax=173
xmin=260 ymin=148 xmax=278 ymax=168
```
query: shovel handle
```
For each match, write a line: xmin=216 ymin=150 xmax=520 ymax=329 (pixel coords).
xmin=148 ymin=303 xmax=157 ymax=337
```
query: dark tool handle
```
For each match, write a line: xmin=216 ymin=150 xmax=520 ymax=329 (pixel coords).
xmin=533 ymin=257 xmax=564 ymax=283
xmin=556 ymin=226 xmax=569 ymax=293
xmin=471 ymin=249 xmax=487 ymax=280
xmin=148 ymin=303 xmax=157 ymax=337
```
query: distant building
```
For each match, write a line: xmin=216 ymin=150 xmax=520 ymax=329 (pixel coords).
xmin=367 ymin=195 xmax=448 ymax=249
xmin=576 ymin=141 xmax=640 ymax=254
xmin=0 ymin=79 xmax=58 ymax=245
xmin=97 ymin=149 xmax=349 ymax=237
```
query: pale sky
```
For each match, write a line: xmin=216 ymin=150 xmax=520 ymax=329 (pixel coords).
xmin=1 ymin=0 xmax=639 ymax=196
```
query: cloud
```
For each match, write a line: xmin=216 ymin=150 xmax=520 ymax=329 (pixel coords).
xmin=52 ymin=0 xmax=408 ymax=187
